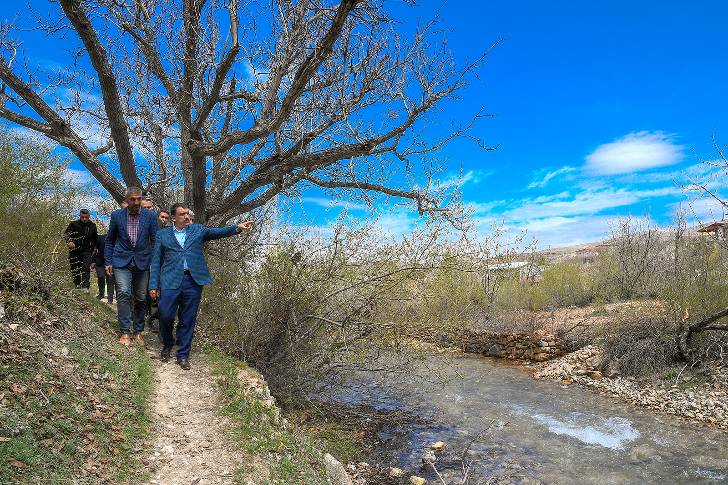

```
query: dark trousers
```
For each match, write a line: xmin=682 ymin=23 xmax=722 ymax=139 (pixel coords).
xmin=159 ymin=273 xmax=202 ymax=359
xmin=95 ymin=265 xmax=115 ymax=301
xmin=69 ymin=251 xmax=92 ymax=288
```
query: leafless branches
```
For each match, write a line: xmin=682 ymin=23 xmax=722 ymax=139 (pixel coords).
xmin=1 ymin=0 xmax=494 ymax=222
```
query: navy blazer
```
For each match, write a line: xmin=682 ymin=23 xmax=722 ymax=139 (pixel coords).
xmin=149 ymin=223 xmax=239 ymax=290
xmin=104 ymin=208 xmax=158 ymax=269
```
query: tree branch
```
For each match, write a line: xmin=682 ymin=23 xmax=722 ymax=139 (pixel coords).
xmin=59 ymin=0 xmax=141 ymax=188
xmin=305 ymin=174 xmax=443 ymax=215
xmin=194 ymin=0 xmax=359 ymax=157
xmin=193 ymin=0 xmax=240 ymax=132
xmin=0 ymin=59 xmax=125 ymax=200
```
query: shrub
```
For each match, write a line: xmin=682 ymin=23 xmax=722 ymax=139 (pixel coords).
xmin=600 ymin=317 xmax=680 ymax=376
xmin=495 ymin=276 xmax=547 ymax=311
xmin=541 ymin=261 xmax=592 ymax=307
xmin=417 ymin=260 xmax=485 ymax=327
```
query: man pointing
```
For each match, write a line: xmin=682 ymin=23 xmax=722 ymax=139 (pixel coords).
xmin=149 ymin=203 xmax=253 ymax=370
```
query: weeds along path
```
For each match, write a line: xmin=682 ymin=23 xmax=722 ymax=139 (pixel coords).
xmin=143 ymin=338 xmax=242 ymax=485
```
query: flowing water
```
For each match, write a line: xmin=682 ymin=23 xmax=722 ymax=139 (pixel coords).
xmin=323 ymin=352 xmax=728 ymax=484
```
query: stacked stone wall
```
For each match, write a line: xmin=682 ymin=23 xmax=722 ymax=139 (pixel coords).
xmin=455 ymin=329 xmax=564 ymax=362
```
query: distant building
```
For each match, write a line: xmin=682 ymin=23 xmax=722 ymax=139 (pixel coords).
xmin=485 ymin=261 xmax=543 ymax=282
xmin=697 ymin=221 xmax=728 ymax=241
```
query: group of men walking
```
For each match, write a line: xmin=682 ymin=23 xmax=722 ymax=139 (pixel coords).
xmin=65 ymin=187 xmax=252 ymax=369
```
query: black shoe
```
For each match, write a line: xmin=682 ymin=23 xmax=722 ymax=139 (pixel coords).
xmin=160 ymin=346 xmax=172 ymax=362
xmin=176 ymin=357 xmax=191 ymax=370
xmin=96 ymin=294 xmax=104 ymax=300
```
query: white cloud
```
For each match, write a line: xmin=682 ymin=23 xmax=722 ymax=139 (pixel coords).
xmin=528 ymin=166 xmax=576 ymax=189
xmin=504 ymin=186 xmax=680 ymax=221
xmin=522 ymin=216 xmax=616 ymax=248
xmin=678 ymin=196 xmax=727 ymax=224
xmin=8 ymin=126 xmax=55 ymax=148
xmin=466 ymin=199 xmax=506 ymax=215
xmin=585 ymin=131 xmax=684 ymax=175
xmin=439 ymin=169 xmax=493 ymax=189
xmin=373 ymin=208 xmax=421 ymax=239
xmin=464 ymin=181 xmax=687 ymax=248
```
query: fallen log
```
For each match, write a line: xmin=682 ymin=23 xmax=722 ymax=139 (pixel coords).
xmin=678 ymin=306 xmax=728 ymax=361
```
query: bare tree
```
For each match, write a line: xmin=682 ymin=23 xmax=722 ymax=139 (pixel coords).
xmin=0 ymin=0 xmax=495 ymax=223
xmin=607 ymin=216 xmax=666 ymax=300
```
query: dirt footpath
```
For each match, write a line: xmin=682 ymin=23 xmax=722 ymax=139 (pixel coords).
xmin=143 ymin=338 xmax=242 ymax=485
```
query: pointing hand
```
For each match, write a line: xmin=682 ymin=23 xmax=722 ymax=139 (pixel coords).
xmin=237 ymin=220 xmax=254 ymax=232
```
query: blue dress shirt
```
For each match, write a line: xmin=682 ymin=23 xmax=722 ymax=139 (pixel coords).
xmin=173 ymin=226 xmax=188 ymax=270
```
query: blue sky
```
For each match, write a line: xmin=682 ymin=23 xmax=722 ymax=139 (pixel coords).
xmin=4 ymin=0 xmax=728 ymax=247
xmin=325 ymin=0 xmax=728 ymax=246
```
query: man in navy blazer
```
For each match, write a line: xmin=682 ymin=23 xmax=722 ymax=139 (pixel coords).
xmin=149 ymin=202 xmax=253 ymax=369
xmin=105 ymin=187 xmax=158 ymax=346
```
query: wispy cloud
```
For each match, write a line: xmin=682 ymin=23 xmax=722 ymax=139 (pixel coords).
xmin=528 ymin=166 xmax=576 ymax=189
xmin=439 ymin=169 xmax=493 ymax=189
xmin=64 ymin=168 xmax=94 ymax=186
xmin=523 ymin=215 xmax=618 ymax=247
xmin=467 ymin=179 xmax=686 ymax=248
xmin=677 ymin=196 xmax=727 ymax=224
xmin=585 ymin=131 xmax=684 ymax=175
xmin=504 ymin=186 xmax=680 ymax=222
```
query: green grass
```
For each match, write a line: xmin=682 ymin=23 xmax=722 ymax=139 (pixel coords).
xmin=0 ymin=284 xmax=153 ymax=484
xmin=204 ymin=345 xmax=331 ymax=485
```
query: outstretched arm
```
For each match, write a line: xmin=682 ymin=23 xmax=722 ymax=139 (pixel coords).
xmin=202 ymin=221 xmax=253 ymax=242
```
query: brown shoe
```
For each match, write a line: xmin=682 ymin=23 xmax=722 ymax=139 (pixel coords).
xmin=134 ymin=334 xmax=145 ymax=346
xmin=119 ymin=334 xmax=131 ymax=346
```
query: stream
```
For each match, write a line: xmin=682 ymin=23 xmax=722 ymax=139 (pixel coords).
xmin=322 ymin=352 xmax=728 ymax=484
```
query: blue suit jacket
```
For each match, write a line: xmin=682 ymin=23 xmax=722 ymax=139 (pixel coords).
xmin=149 ymin=223 xmax=239 ymax=290
xmin=104 ymin=208 xmax=158 ymax=269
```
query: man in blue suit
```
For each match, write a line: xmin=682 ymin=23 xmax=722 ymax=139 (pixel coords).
xmin=105 ymin=187 xmax=158 ymax=346
xmin=149 ymin=203 xmax=253 ymax=370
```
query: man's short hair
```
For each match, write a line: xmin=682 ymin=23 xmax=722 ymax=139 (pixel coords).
xmin=125 ymin=186 xmax=143 ymax=196
xmin=159 ymin=210 xmax=170 ymax=216
xmin=79 ymin=209 xmax=90 ymax=215
xmin=170 ymin=203 xmax=188 ymax=216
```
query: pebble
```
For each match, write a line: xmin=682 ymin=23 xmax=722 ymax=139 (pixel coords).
xmin=388 ymin=467 xmax=404 ymax=478
xmin=430 ymin=441 xmax=445 ymax=451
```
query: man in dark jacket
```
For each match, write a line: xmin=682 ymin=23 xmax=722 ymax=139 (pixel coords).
xmin=92 ymin=233 xmax=115 ymax=303
xmin=64 ymin=209 xmax=98 ymax=291
xmin=105 ymin=187 xmax=158 ymax=346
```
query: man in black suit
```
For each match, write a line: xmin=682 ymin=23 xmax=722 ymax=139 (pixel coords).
xmin=64 ymin=209 xmax=98 ymax=292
